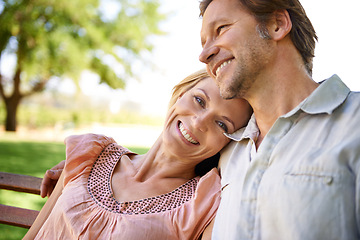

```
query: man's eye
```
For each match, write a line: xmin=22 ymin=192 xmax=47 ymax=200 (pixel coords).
xmin=217 ymin=121 xmax=228 ymax=133
xmin=195 ymin=96 xmax=205 ymax=107
xmin=217 ymin=25 xmax=228 ymax=35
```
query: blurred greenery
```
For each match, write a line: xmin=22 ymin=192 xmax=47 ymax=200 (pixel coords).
xmin=0 ymin=136 xmax=149 ymax=239
xmin=0 ymin=93 xmax=164 ymax=129
xmin=0 ymin=0 xmax=166 ymax=131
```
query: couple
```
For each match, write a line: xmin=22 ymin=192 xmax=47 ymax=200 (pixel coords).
xmin=27 ymin=0 xmax=360 ymax=239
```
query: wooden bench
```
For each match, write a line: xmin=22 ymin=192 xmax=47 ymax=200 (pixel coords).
xmin=0 ymin=171 xmax=42 ymax=229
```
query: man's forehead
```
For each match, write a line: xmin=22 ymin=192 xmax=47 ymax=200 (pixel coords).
xmin=200 ymin=0 xmax=230 ymax=42
xmin=200 ymin=0 xmax=244 ymax=30
xmin=201 ymin=0 xmax=225 ymax=23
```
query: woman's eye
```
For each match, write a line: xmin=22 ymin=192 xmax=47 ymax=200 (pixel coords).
xmin=217 ymin=121 xmax=228 ymax=133
xmin=195 ymin=96 xmax=205 ymax=107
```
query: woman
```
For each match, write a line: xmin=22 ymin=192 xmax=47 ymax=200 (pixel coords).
xmin=24 ymin=69 xmax=252 ymax=239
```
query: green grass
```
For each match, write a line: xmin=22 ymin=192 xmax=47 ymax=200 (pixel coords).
xmin=0 ymin=136 xmax=148 ymax=240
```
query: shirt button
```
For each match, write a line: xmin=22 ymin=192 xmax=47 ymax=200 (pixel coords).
xmin=323 ymin=176 xmax=333 ymax=185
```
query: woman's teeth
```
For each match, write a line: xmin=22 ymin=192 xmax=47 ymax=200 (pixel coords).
xmin=216 ymin=60 xmax=231 ymax=76
xmin=179 ymin=122 xmax=199 ymax=144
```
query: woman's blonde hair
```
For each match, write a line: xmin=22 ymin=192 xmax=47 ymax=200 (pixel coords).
xmin=168 ymin=69 xmax=209 ymax=109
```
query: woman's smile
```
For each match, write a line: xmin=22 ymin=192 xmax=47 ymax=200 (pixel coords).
xmin=178 ymin=121 xmax=199 ymax=145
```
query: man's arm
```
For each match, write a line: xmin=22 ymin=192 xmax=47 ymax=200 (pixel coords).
xmin=40 ymin=160 xmax=65 ymax=198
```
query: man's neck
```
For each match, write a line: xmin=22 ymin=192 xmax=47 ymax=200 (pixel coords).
xmin=246 ymin=70 xmax=319 ymax=149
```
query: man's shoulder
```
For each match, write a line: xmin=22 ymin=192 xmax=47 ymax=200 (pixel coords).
xmin=339 ymin=90 xmax=360 ymax=114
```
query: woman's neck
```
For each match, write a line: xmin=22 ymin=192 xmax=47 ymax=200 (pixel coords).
xmin=132 ymin=134 xmax=197 ymax=182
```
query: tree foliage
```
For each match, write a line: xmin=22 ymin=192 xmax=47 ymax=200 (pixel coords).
xmin=0 ymin=0 xmax=165 ymax=131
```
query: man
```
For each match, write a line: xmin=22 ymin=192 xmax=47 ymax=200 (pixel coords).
xmin=199 ymin=0 xmax=360 ymax=239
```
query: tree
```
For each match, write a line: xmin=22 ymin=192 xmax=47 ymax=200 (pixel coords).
xmin=0 ymin=0 xmax=165 ymax=131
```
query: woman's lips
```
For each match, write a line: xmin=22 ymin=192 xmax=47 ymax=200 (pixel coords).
xmin=178 ymin=122 xmax=199 ymax=145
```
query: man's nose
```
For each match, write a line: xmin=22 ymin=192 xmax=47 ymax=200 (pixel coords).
xmin=199 ymin=41 xmax=219 ymax=64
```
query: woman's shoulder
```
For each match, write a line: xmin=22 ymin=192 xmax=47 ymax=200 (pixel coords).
xmin=173 ymin=168 xmax=221 ymax=239
xmin=65 ymin=133 xmax=116 ymax=150
xmin=198 ymin=168 xmax=220 ymax=186
xmin=194 ymin=168 xmax=221 ymax=202
xmin=63 ymin=134 xmax=122 ymax=185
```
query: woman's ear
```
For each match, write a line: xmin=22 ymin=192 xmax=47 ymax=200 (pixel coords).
xmin=269 ymin=10 xmax=292 ymax=41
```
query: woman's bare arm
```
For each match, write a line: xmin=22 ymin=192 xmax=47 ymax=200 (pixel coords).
xmin=23 ymin=172 xmax=65 ymax=239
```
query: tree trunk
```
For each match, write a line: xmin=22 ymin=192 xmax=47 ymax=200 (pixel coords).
xmin=1 ymin=60 xmax=23 ymax=132
xmin=4 ymin=96 xmax=21 ymax=132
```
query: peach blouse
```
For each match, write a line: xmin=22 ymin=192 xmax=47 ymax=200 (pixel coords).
xmin=35 ymin=134 xmax=221 ymax=239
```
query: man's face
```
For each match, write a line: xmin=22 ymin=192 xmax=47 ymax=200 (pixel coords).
xmin=199 ymin=0 xmax=274 ymax=99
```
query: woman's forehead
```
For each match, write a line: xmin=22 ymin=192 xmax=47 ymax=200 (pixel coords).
xmin=194 ymin=77 xmax=217 ymax=91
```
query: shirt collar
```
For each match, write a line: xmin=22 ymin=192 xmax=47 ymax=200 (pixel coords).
xmin=283 ymin=74 xmax=350 ymax=118
xmin=224 ymin=75 xmax=350 ymax=142
xmin=224 ymin=113 xmax=259 ymax=142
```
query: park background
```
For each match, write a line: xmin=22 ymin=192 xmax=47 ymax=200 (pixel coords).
xmin=1 ymin=0 xmax=360 ymax=144
xmin=0 ymin=0 xmax=359 ymax=239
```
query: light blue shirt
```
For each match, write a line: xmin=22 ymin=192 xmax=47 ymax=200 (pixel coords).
xmin=213 ymin=75 xmax=360 ymax=240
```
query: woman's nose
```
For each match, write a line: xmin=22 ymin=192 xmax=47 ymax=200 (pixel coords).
xmin=192 ymin=114 xmax=210 ymax=132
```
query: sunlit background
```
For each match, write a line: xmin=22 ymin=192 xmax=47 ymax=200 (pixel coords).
xmin=52 ymin=0 xmax=360 ymax=117
xmin=1 ymin=0 xmax=359 ymax=146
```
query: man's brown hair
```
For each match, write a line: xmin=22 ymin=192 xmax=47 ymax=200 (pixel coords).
xmin=199 ymin=0 xmax=318 ymax=75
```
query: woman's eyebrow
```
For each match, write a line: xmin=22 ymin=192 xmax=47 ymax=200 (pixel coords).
xmin=223 ymin=116 xmax=235 ymax=130
xmin=198 ymin=88 xmax=210 ymax=101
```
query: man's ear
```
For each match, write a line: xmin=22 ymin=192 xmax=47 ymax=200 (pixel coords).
xmin=268 ymin=10 xmax=292 ymax=41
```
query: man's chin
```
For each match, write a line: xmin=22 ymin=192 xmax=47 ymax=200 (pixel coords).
xmin=220 ymin=89 xmax=238 ymax=100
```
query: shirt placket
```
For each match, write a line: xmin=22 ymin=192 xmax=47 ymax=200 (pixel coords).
xmin=240 ymin=115 xmax=298 ymax=239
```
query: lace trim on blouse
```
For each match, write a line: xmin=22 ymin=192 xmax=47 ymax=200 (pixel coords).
xmin=88 ymin=143 xmax=198 ymax=214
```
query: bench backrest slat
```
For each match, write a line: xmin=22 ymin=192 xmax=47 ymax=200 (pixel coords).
xmin=0 ymin=172 xmax=42 ymax=195
xmin=0 ymin=171 xmax=42 ymax=229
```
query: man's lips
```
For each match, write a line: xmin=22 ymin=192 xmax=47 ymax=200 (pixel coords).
xmin=213 ymin=59 xmax=232 ymax=77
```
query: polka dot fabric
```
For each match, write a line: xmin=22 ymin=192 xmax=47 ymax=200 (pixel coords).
xmin=88 ymin=143 xmax=198 ymax=214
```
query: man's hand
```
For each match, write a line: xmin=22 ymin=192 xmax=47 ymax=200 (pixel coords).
xmin=40 ymin=160 xmax=65 ymax=198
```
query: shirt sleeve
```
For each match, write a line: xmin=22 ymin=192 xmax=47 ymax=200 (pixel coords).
xmin=63 ymin=133 xmax=116 ymax=186
xmin=173 ymin=168 xmax=221 ymax=240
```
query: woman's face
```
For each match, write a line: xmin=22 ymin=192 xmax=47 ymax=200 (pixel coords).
xmin=164 ymin=77 xmax=250 ymax=162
